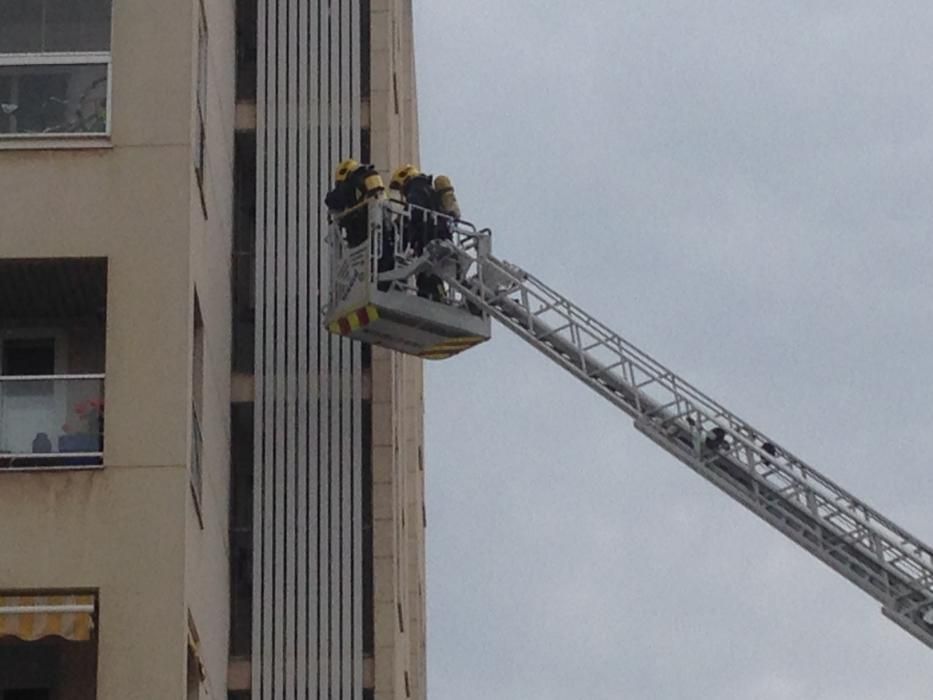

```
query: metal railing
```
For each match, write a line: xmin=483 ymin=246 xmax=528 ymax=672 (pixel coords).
xmin=0 ymin=374 xmax=105 ymax=469
xmin=325 ymin=198 xmax=491 ymax=315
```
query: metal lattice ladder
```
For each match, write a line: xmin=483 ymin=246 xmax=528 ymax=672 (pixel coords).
xmin=428 ymin=239 xmax=933 ymax=650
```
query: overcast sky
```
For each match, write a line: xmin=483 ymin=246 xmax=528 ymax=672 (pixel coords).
xmin=412 ymin=3 xmax=933 ymax=698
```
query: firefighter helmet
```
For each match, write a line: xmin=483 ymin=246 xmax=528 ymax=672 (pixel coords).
xmin=390 ymin=164 xmax=420 ymax=191
xmin=335 ymin=158 xmax=360 ymax=182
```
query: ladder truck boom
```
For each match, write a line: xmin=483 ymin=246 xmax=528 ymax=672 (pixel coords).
xmin=427 ymin=234 xmax=933 ymax=650
xmin=324 ymin=199 xmax=933 ymax=650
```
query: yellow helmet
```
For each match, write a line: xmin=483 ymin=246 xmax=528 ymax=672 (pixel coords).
xmin=390 ymin=164 xmax=420 ymax=190
xmin=335 ymin=158 xmax=360 ymax=182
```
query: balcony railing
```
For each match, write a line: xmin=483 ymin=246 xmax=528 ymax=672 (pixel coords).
xmin=0 ymin=374 xmax=105 ymax=470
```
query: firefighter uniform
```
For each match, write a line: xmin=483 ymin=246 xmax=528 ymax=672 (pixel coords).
xmin=389 ymin=165 xmax=461 ymax=301
xmin=325 ymin=159 xmax=386 ymax=247
xmin=325 ymin=159 xmax=395 ymax=289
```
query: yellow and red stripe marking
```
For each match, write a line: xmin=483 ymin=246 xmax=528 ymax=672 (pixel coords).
xmin=328 ymin=304 xmax=380 ymax=336
xmin=416 ymin=335 xmax=486 ymax=360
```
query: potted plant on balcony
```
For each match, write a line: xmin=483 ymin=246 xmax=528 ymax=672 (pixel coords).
xmin=59 ymin=398 xmax=104 ymax=453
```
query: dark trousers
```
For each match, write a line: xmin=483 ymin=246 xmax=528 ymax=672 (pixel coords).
xmin=376 ymin=223 xmax=396 ymax=291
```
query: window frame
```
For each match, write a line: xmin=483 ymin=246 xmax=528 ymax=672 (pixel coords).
xmin=189 ymin=292 xmax=205 ymax=525
xmin=0 ymin=1 xmax=113 ymax=142
xmin=0 ymin=52 xmax=112 ymax=139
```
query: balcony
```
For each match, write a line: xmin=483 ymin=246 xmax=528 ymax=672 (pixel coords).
xmin=0 ymin=374 xmax=104 ymax=469
xmin=0 ymin=258 xmax=107 ymax=470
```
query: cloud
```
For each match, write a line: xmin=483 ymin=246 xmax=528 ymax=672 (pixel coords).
xmin=415 ymin=2 xmax=933 ymax=697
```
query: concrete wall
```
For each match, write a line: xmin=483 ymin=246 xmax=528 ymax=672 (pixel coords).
xmin=367 ymin=2 xmax=428 ymax=698
xmin=187 ymin=0 xmax=237 ymax=695
xmin=0 ymin=0 xmax=235 ymax=696
xmin=0 ymin=470 xmax=187 ymax=698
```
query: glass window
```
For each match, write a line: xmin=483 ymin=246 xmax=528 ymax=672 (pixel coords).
xmin=0 ymin=1 xmax=43 ymax=54
xmin=194 ymin=2 xmax=208 ymax=206
xmin=0 ymin=0 xmax=110 ymax=53
xmin=0 ymin=0 xmax=111 ymax=138
xmin=0 ymin=259 xmax=108 ymax=470
xmin=43 ymin=0 xmax=111 ymax=53
xmin=2 ymin=338 xmax=55 ymax=376
xmin=5 ymin=690 xmax=52 ymax=700
xmin=235 ymin=0 xmax=256 ymax=100
xmin=0 ymin=64 xmax=107 ymax=134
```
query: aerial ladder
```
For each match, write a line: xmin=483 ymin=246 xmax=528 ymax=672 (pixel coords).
xmin=324 ymin=198 xmax=933 ymax=651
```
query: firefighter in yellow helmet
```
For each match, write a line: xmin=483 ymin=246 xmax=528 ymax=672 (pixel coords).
xmin=389 ymin=164 xmax=461 ymax=300
xmin=325 ymin=158 xmax=397 ymax=290
xmin=325 ymin=158 xmax=386 ymax=247
xmin=389 ymin=165 xmax=461 ymax=219
xmin=335 ymin=158 xmax=361 ymax=184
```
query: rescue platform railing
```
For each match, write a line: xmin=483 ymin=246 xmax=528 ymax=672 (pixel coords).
xmin=326 ymin=198 xmax=491 ymax=314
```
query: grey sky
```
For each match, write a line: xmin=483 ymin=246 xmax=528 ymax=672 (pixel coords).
xmin=413 ymin=3 xmax=933 ymax=698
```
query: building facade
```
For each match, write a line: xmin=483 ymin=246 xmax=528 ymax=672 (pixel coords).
xmin=0 ymin=0 xmax=425 ymax=698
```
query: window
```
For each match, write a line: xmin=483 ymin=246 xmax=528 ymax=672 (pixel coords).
xmin=229 ymin=404 xmax=253 ymax=656
xmin=233 ymin=132 xmax=256 ymax=373
xmin=0 ymin=0 xmax=111 ymax=137
xmin=186 ymin=615 xmax=204 ymax=700
xmin=234 ymin=0 xmax=256 ymax=100
xmin=194 ymin=1 xmax=208 ymax=210
xmin=2 ymin=339 xmax=55 ymax=377
xmin=0 ymin=593 xmax=98 ymax=699
xmin=5 ymin=691 xmax=51 ymax=700
xmin=0 ymin=258 xmax=107 ymax=470
xmin=0 ymin=338 xmax=55 ymax=434
xmin=190 ymin=294 xmax=204 ymax=518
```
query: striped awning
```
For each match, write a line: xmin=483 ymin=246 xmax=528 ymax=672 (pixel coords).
xmin=0 ymin=594 xmax=96 ymax=642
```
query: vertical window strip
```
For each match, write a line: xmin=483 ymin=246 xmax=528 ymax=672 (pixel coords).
xmin=283 ymin=0 xmax=296 ymax=692
xmin=307 ymin=0 xmax=322 ymax=693
xmin=253 ymin=0 xmax=365 ymax=693
xmin=273 ymin=0 xmax=287 ymax=693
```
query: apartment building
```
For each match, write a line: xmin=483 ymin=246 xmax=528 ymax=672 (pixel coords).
xmin=0 ymin=0 xmax=425 ymax=698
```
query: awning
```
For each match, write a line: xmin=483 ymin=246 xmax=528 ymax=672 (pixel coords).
xmin=0 ymin=594 xmax=96 ymax=642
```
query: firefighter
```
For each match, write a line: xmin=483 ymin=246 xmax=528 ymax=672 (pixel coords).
xmin=432 ymin=174 xmax=461 ymax=220
xmin=389 ymin=165 xmax=461 ymax=227
xmin=325 ymin=159 xmax=396 ymax=290
xmin=389 ymin=165 xmax=461 ymax=300
xmin=324 ymin=158 xmax=386 ymax=247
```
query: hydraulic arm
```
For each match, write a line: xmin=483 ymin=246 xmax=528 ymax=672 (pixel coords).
xmin=427 ymin=236 xmax=933 ymax=650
